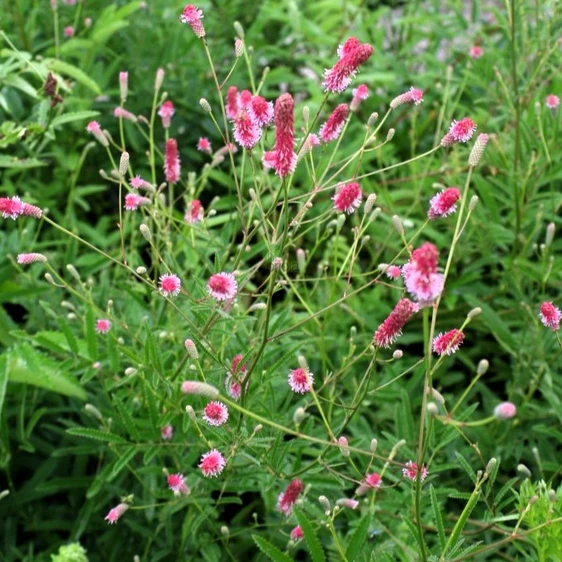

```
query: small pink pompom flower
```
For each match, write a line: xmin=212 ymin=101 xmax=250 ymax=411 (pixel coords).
xmin=385 ymin=265 xmax=402 ymax=279
xmin=288 ymin=367 xmax=314 ymax=394
xmin=290 ymin=525 xmax=304 ymax=541
xmin=207 ymin=272 xmax=237 ymax=301
xmin=374 ymin=298 xmax=418 ymax=348
xmin=167 ymin=473 xmax=190 ymax=495
xmin=332 ymin=182 xmax=362 ymax=214
xmin=469 ymin=45 xmax=483 ymax=59
xmin=494 ymin=401 xmax=516 ymax=420
xmin=124 ymin=193 xmax=150 ymax=211
xmin=319 ymin=104 xmax=349 ymax=143
xmin=402 ymin=461 xmax=428 ymax=482
xmin=249 ymin=96 xmax=274 ymax=127
xmin=0 ymin=196 xmax=23 ymax=220
xmin=277 ymin=479 xmax=303 ymax=516
xmin=159 ymin=273 xmax=181 ymax=297
xmin=546 ymin=94 xmax=560 ymax=110
xmin=180 ymin=4 xmax=205 ymax=38
xmin=130 ymin=176 xmax=153 ymax=191
xmin=432 ymin=329 xmax=465 ymax=356
xmin=161 ymin=424 xmax=173 ymax=440
xmin=197 ymin=137 xmax=212 ymax=153
xmin=165 ymin=138 xmax=181 ymax=184
xmin=105 ymin=502 xmax=129 ymax=524
xmin=184 ymin=200 xmax=204 ymax=224
xmin=96 ymin=319 xmax=112 ymax=334
xmin=540 ymin=301 xmax=561 ymax=331
xmin=233 ymin=110 xmax=261 ymax=149
xmin=365 ymin=472 xmax=382 ymax=488
xmin=323 ymin=40 xmax=374 ymax=93
xmin=158 ymin=101 xmax=175 ymax=129
xmin=17 ymin=253 xmax=48 ymax=265
xmin=448 ymin=118 xmax=477 ymax=143
xmin=63 ymin=26 xmax=74 ymax=38
xmin=351 ymin=84 xmax=369 ymax=111
xmin=199 ymin=449 xmax=226 ymax=477
xmin=428 ymin=187 xmax=461 ymax=220
xmin=202 ymin=401 xmax=229 ymax=426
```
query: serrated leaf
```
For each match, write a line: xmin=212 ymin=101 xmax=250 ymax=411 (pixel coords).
xmin=293 ymin=507 xmax=326 ymax=562
xmin=44 ymin=59 xmax=102 ymax=94
xmin=345 ymin=515 xmax=370 ymax=560
xmin=50 ymin=110 xmax=100 ymax=128
xmin=67 ymin=427 xmax=128 ymax=444
xmin=252 ymin=535 xmax=293 ymax=562
xmin=114 ymin=400 xmax=140 ymax=441
xmin=110 ymin=446 xmax=137 ymax=477
xmin=58 ymin=317 xmax=79 ymax=355
xmin=430 ymin=485 xmax=446 ymax=550
xmin=454 ymin=451 xmax=477 ymax=484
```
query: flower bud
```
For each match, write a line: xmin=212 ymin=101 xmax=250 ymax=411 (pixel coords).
xmin=233 ymin=21 xmax=245 ymax=39
xmin=318 ymin=495 xmax=331 ymax=512
xmin=221 ymin=525 xmax=230 ymax=537
xmin=124 ymin=367 xmax=137 ymax=376
xmin=185 ymin=405 xmax=197 ymax=422
xmin=427 ymin=401 xmax=439 ymax=415
xmin=370 ymin=438 xmax=378 ymax=454
xmin=234 ymin=38 xmax=244 ymax=57
xmin=369 ymin=208 xmax=381 ymax=223
xmin=302 ymin=106 xmax=310 ymax=123
xmin=297 ymin=355 xmax=309 ymax=371
xmin=467 ymin=307 xmax=482 ymax=320
xmin=367 ymin=112 xmax=379 ymax=127
xmin=119 ymin=71 xmax=128 ymax=102
xmin=517 ymin=464 xmax=532 ymax=478
xmin=155 ymin=67 xmax=165 ymax=91
xmin=139 ymin=224 xmax=151 ymax=241
xmin=364 ymin=193 xmax=377 ymax=214
xmin=119 ymin=152 xmax=129 ymax=176
xmin=350 ymin=326 xmax=357 ymax=339
xmin=468 ymin=133 xmax=489 ymax=167
xmin=184 ymin=339 xmax=199 ymax=359
xmin=477 ymin=359 xmax=489 ymax=375
xmin=393 ymin=349 xmax=403 ymax=360
xmin=548 ymin=489 xmax=556 ymax=503
xmin=392 ymin=215 xmax=404 ymax=235
xmin=181 ymin=381 xmax=219 ymax=399
xmin=85 ymin=404 xmax=103 ymax=421
xmin=546 ymin=222 xmax=555 ymax=247
xmin=296 ymin=248 xmax=306 ymax=274
xmin=386 ymin=128 xmax=395 ymax=141
xmin=0 ymin=490 xmax=9 ymax=501
xmin=469 ymin=195 xmax=479 ymax=211
xmin=337 ymin=436 xmax=350 ymax=457
xmin=199 ymin=98 xmax=212 ymax=113
xmin=136 ymin=266 xmax=147 ymax=275
xmin=485 ymin=457 xmax=497 ymax=475
xmin=293 ymin=407 xmax=306 ymax=425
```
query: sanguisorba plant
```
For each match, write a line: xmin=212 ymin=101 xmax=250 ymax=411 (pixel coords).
xmin=2 ymin=3 xmax=562 ymax=561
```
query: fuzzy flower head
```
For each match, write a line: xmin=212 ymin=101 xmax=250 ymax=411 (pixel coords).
xmin=546 ymin=94 xmax=560 ymax=110
xmin=249 ymin=95 xmax=274 ymax=127
xmin=433 ymin=329 xmax=465 ymax=355
xmin=469 ymin=45 xmax=484 ymax=59
xmin=374 ymin=298 xmax=418 ymax=348
xmin=494 ymin=401 xmax=516 ymax=420
xmin=180 ymin=4 xmax=205 ymax=37
xmin=105 ymin=502 xmax=129 ymax=524
xmin=184 ymin=200 xmax=204 ymax=224
xmin=159 ymin=273 xmax=181 ymax=297
xmin=264 ymin=93 xmax=297 ymax=178
xmin=0 ymin=196 xmax=23 ymax=220
xmin=319 ymin=104 xmax=349 ymax=143
xmin=447 ymin=118 xmax=477 ymax=143
xmin=290 ymin=525 xmax=304 ymax=541
xmin=197 ymin=137 xmax=212 ymax=153
xmin=158 ymin=101 xmax=175 ymax=128
xmin=161 ymin=424 xmax=173 ymax=440
xmin=130 ymin=176 xmax=153 ymax=191
xmin=95 ymin=319 xmax=112 ymax=334
xmin=365 ymin=472 xmax=382 ymax=488
xmin=124 ymin=193 xmax=150 ymax=211
xmin=208 ymin=272 xmax=237 ymax=301
xmin=332 ymin=182 xmax=362 ymax=214
xmin=225 ymin=375 xmax=242 ymax=400
xmin=277 ymin=479 xmax=303 ymax=516
xmin=64 ymin=26 xmax=74 ymax=38
xmin=403 ymin=243 xmax=444 ymax=304
xmin=428 ymin=187 xmax=461 ymax=220
xmin=17 ymin=253 xmax=48 ymax=265
xmin=323 ymin=40 xmax=374 ymax=93
xmin=167 ymin=473 xmax=190 ymax=495
xmin=540 ymin=301 xmax=561 ymax=331
xmin=202 ymin=401 xmax=229 ymax=426
xmin=164 ymin=138 xmax=181 ymax=184
xmin=288 ymin=367 xmax=314 ymax=394
xmin=385 ymin=265 xmax=402 ymax=279
xmin=199 ymin=449 xmax=226 ymax=477
xmin=233 ymin=110 xmax=261 ymax=149
xmin=351 ymin=84 xmax=369 ymax=111
xmin=402 ymin=461 xmax=428 ymax=482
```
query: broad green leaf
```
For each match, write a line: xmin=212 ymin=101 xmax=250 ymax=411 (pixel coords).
xmin=110 ymin=446 xmax=137 ymax=477
xmin=66 ymin=427 xmax=128 ymax=444
xmin=44 ymin=59 xmax=102 ymax=94
xmin=293 ymin=507 xmax=326 ymax=562
xmin=252 ymin=535 xmax=293 ymax=562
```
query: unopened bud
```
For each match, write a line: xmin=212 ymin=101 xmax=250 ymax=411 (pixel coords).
xmin=427 ymin=401 xmax=439 ymax=415
xmin=369 ymin=208 xmax=381 ymax=223
xmin=253 ymin=424 xmax=263 ymax=433
xmin=66 ymin=264 xmax=81 ymax=281
xmin=293 ymin=407 xmax=306 ymax=425
xmin=302 ymin=106 xmax=310 ymax=123
xmin=318 ymin=495 xmax=331 ymax=512
xmin=185 ymin=405 xmax=197 ymax=421
xmin=155 ymin=67 xmax=165 ymax=90
xmin=249 ymin=188 xmax=257 ymax=201
xmin=233 ymin=21 xmax=245 ymax=39
xmin=370 ymin=438 xmax=378 ymax=454
xmin=477 ymin=359 xmax=489 ymax=375
xmin=337 ymin=436 xmax=350 ymax=457
xmin=485 ymin=457 xmax=497 ymax=475
xmin=85 ymin=404 xmax=103 ymax=420
xmin=529 ymin=495 xmax=539 ymax=506
xmin=517 ymin=464 xmax=532 ymax=479
xmin=119 ymin=152 xmax=129 ymax=176
xmin=431 ymin=388 xmax=445 ymax=404
xmin=386 ymin=128 xmax=395 ymax=141
xmin=545 ymin=222 xmax=555 ymax=247
xmin=548 ymin=489 xmax=556 ymax=503
xmin=467 ymin=307 xmax=482 ymax=320
xmin=184 ymin=339 xmax=199 ymax=359
xmin=199 ymin=98 xmax=212 ymax=113
xmin=392 ymin=215 xmax=404 ymax=235
xmin=393 ymin=349 xmax=403 ymax=360
xmin=234 ymin=38 xmax=244 ymax=57
xmin=297 ymin=355 xmax=309 ymax=371
xmin=0 ymin=490 xmax=9 ymax=501
xmin=350 ymin=326 xmax=357 ymax=339
xmin=296 ymin=248 xmax=306 ymax=274
xmin=367 ymin=112 xmax=379 ymax=126
xmin=469 ymin=195 xmax=479 ymax=211
xmin=136 ymin=266 xmax=147 ymax=275
xmin=364 ymin=193 xmax=377 ymax=214
xmin=220 ymin=525 xmax=229 ymax=537
xmin=181 ymin=381 xmax=219 ymax=399
xmin=139 ymin=224 xmax=151 ymax=241
xmin=124 ymin=367 xmax=137 ymax=376
xmin=249 ymin=303 xmax=267 ymax=312
xmin=119 ymin=71 xmax=128 ymax=102
xmin=468 ymin=133 xmax=489 ymax=167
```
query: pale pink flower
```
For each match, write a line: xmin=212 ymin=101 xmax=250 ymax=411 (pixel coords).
xmin=468 ymin=133 xmax=489 ymax=166
xmin=95 ymin=319 xmax=112 ymax=334
xmin=428 ymin=187 xmax=461 ymax=220
xmin=332 ymin=182 xmax=362 ymax=214
xmin=119 ymin=71 xmax=128 ymax=101
xmin=319 ymin=104 xmax=349 ymax=143
xmin=0 ymin=196 xmax=24 ymax=220
xmin=447 ymin=118 xmax=477 ymax=143
xmin=161 ymin=424 xmax=173 ymax=440
xmin=63 ymin=26 xmax=74 ymax=38
xmin=540 ymin=301 xmax=561 ymax=331
xmin=288 ymin=367 xmax=313 ymax=394
xmin=86 ymin=121 xmax=108 ymax=146
xmin=403 ymin=243 xmax=444 ymax=304
xmin=351 ymin=84 xmax=369 ymax=111
xmin=184 ymin=200 xmax=204 ymax=224
xmin=374 ymin=298 xmax=418 ymax=348
xmin=249 ymin=95 xmax=274 ymax=127
xmin=323 ymin=40 xmax=374 ymax=93
xmin=336 ymin=498 xmax=359 ymax=509
xmin=494 ymin=401 xmax=516 ymax=420
xmin=234 ymin=38 xmax=244 ymax=57
xmin=402 ymin=460 xmax=428 ymax=482
xmin=113 ymin=107 xmax=137 ymax=122
xmin=84 ymin=17 xmax=92 ymax=27
xmin=226 ymin=86 xmax=239 ymax=121
xmin=167 ymin=473 xmax=190 ymax=495
xmin=20 ymin=202 xmax=43 ymax=218
xmin=104 ymin=502 xmax=129 ymax=524
xmin=17 ymin=253 xmax=48 ymax=265
xmin=385 ymin=265 xmax=401 ymax=279
xmin=469 ymin=45 xmax=483 ymax=59
xmin=184 ymin=339 xmax=198 ymax=359
xmin=207 ymin=272 xmax=237 ymax=301
xmin=202 ymin=401 xmax=229 ymax=426
xmin=130 ymin=176 xmax=153 ymax=190
xmin=199 ymin=449 xmax=226 ymax=477
xmin=365 ymin=472 xmax=382 ymax=488
xmin=197 ymin=137 xmax=212 ymax=153
xmin=390 ymin=87 xmax=424 ymax=109
xmin=298 ymin=133 xmax=320 ymax=160
xmin=159 ymin=273 xmax=181 ymax=297
xmin=546 ymin=94 xmax=560 ymax=110
xmin=180 ymin=4 xmax=205 ymax=37
xmin=290 ymin=525 xmax=304 ymax=540
xmin=158 ymin=101 xmax=175 ymax=129
xmin=432 ymin=329 xmax=465 ymax=355
xmin=165 ymin=138 xmax=181 ymax=184
xmin=233 ymin=110 xmax=261 ymax=149
xmin=124 ymin=193 xmax=150 ymax=211
xmin=277 ymin=479 xmax=303 ymax=516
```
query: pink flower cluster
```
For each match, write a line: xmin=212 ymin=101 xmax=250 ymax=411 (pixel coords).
xmin=402 ymin=461 xmax=428 ymax=482
xmin=540 ymin=301 xmax=561 ymax=331
xmin=0 ymin=196 xmax=43 ymax=220
xmin=323 ymin=37 xmax=374 ymax=93
xmin=332 ymin=182 xmax=362 ymax=214
xmin=441 ymin=118 xmax=477 ymax=146
xmin=288 ymin=367 xmax=314 ymax=394
xmin=180 ymin=4 xmax=205 ymax=37
xmin=428 ymin=187 xmax=461 ymax=220
xmin=390 ymin=87 xmax=424 ymax=109
xmin=433 ymin=329 xmax=465 ymax=355
xmin=374 ymin=298 xmax=418 ymax=348
xmin=403 ymin=243 xmax=444 ymax=305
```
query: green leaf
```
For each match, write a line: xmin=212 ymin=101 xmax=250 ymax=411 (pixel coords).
xmin=252 ymin=535 xmax=293 ymax=562
xmin=0 ymin=155 xmax=47 ymax=168
xmin=67 ymin=427 xmax=128 ymax=444
xmin=0 ymin=355 xmax=8 ymax=418
xmin=345 ymin=515 xmax=371 ymax=560
xmin=430 ymin=485 xmax=446 ymax=550
xmin=58 ymin=317 xmax=79 ymax=356
xmin=293 ymin=507 xmax=326 ymax=562
xmin=85 ymin=308 xmax=98 ymax=361
xmin=110 ymin=446 xmax=137 ymax=477
xmin=44 ymin=59 xmax=102 ymax=94
xmin=455 ymin=451 xmax=477 ymax=484
xmin=50 ymin=110 xmax=100 ymax=128
xmin=114 ymin=400 xmax=140 ymax=441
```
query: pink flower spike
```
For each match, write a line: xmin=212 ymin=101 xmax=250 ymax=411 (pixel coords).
xmin=494 ymin=401 xmax=517 ymax=420
xmin=323 ymin=40 xmax=374 ymax=93
xmin=337 ymin=37 xmax=361 ymax=58
xmin=180 ymin=4 xmax=205 ymax=38
xmin=104 ymin=502 xmax=129 ymax=524
xmin=199 ymin=449 xmax=226 ymax=477
xmin=288 ymin=367 xmax=314 ymax=394
xmin=17 ymin=253 xmax=48 ymax=265
xmin=239 ymin=90 xmax=253 ymax=108
xmin=181 ymin=380 xmax=219 ymax=398
xmin=184 ymin=200 xmax=204 ymax=224
xmin=351 ymin=84 xmax=369 ymax=111
xmin=164 ymin=138 xmax=181 ymax=184
xmin=390 ymin=87 xmax=424 ymax=109
xmin=277 ymin=479 xmax=303 ymax=516
xmin=161 ymin=424 xmax=173 ymax=440
xmin=197 ymin=137 xmax=212 ymax=153
xmin=365 ymin=472 xmax=382 ymax=488
xmin=249 ymin=95 xmax=274 ymax=127
xmin=0 ymin=196 xmax=24 ymax=220
xmin=159 ymin=273 xmax=181 ymax=297
xmin=21 ymin=202 xmax=43 ymax=219
xmin=290 ymin=526 xmax=304 ymax=541
xmin=86 ymin=121 xmax=108 ymax=147
xmin=202 ymin=401 xmax=229 ymax=426
xmin=119 ymin=71 xmax=128 ymax=102
xmin=374 ymin=298 xmax=418 ymax=348
xmin=469 ymin=45 xmax=483 ymax=59
xmin=129 ymin=176 xmax=153 ymax=191
xmin=95 ymin=319 xmax=112 ymax=334
xmin=113 ymin=107 xmax=137 ymax=123
xmin=546 ymin=94 xmax=560 ymax=110
xmin=448 ymin=117 xmax=477 ymax=143
xmin=233 ymin=110 xmax=261 ymax=149
xmin=332 ymin=182 xmax=362 ymax=214
xmin=540 ymin=301 xmax=561 ymax=331
xmin=226 ymin=86 xmax=239 ymax=121
xmin=432 ymin=329 xmax=465 ymax=356
xmin=124 ymin=193 xmax=150 ymax=211
xmin=319 ymin=104 xmax=349 ymax=143
xmin=158 ymin=101 xmax=175 ymax=129
xmin=428 ymin=187 xmax=461 ymax=220
xmin=269 ymin=93 xmax=297 ymax=178
xmin=385 ymin=265 xmax=401 ymax=279
xmin=63 ymin=26 xmax=74 ymax=38
xmin=402 ymin=460 xmax=428 ymax=482
xmin=231 ymin=354 xmax=248 ymax=376
xmin=336 ymin=498 xmax=359 ymax=510
xmin=403 ymin=243 xmax=444 ymax=305
xmin=207 ymin=272 xmax=237 ymax=301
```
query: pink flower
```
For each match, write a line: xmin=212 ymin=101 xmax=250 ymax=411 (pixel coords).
xmin=374 ymin=298 xmax=418 ymax=348
xmin=130 ymin=176 xmax=153 ymax=190
xmin=298 ymin=133 xmax=320 ymax=160
xmin=428 ymin=187 xmax=461 ymax=220
xmin=104 ymin=502 xmax=129 ymax=524
xmin=202 ymin=401 xmax=229 ymax=426
xmin=447 ymin=117 xmax=477 ymax=143
xmin=199 ymin=449 xmax=226 ymax=477
xmin=323 ymin=40 xmax=374 ymax=93
xmin=337 ymin=37 xmax=361 ymax=58
xmin=234 ymin=38 xmax=244 ymax=57
xmin=385 ymin=265 xmax=401 ymax=279
xmin=263 ymin=93 xmax=297 ymax=178
xmin=180 ymin=4 xmax=205 ymax=38
xmin=63 ymin=26 xmax=74 ymax=38
xmin=288 ymin=367 xmax=314 ymax=394
xmin=365 ymin=472 xmax=382 ymax=488
xmin=17 ymin=253 xmax=48 ymax=265
xmin=277 ymin=479 xmax=303 ymax=516
xmin=233 ymin=110 xmax=261 ymax=149
xmin=546 ymin=94 xmax=560 ymax=110
xmin=184 ymin=339 xmax=198 ymax=359
xmin=540 ymin=301 xmax=561 ymax=331
xmin=119 ymin=71 xmax=128 ymax=101
xmin=113 ymin=107 xmax=137 ymax=122
xmin=159 ymin=273 xmax=181 ymax=297
xmin=290 ymin=525 xmax=304 ymax=540
xmin=164 ymin=138 xmax=181 ymax=184
xmin=469 ymin=45 xmax=483 ymax=59
xmin=197 ymin=137 xmax=212 ymax=153
xmin=21 ymin=202 xmax=43 ymax=218
xmin=124 ymin=193 xmax=150 ymax=211
xmin=225 ymin=376 xmax=242 ymax=400
xmin=433 ymin=329 xmax=465 ymax=355
xmin=208 ymin=272 xmax=237 ymax=301
xmin=226 ymin=86 xmax=239 ymax=121
xmin=403 ymin=243 xmax=444 ymax=304
xmin=161 ymin=424 xmax=173 ymax=440
xmin=336 ymin=498 xmax=359 ymax=509
xmin=402 ymin=461 xmax=428 ymax=482
xmin=249 ymin=95 xmax=274 ymax=127
xmin=239 ymin=89 xmax=252 ymax=108
xmin=494 ymin=401 xmax=516 ymax=420
xmin=95 ymin=319 xmax=112 ymax=334
xmin=158 ymin=101 xmax=175 ymax=129
xmin=167 ymin=473 xmax=190 ymax=495
xmin=390 ymin=87 xmax=424 ymax=109
xmin=332 ymin=182 xmax=362 ymax=214
xmin=0 ymin=196 xmax=23 ymax=220
xmin=319 ymin=104 xmax=349 ymax=143
xmin=231 ymin=354 xmax=248 ymax=376
xmin=184 ymin=200 xmax=204 ymax=224
xmin=86 ymin=121 xmax=108 ymax=146
xmin=351 ymin=84 xmax=369 ymax=111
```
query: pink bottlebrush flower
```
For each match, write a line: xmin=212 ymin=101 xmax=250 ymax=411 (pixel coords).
xmin=119 ymin=71 xmax=128 ymax=101
xmin=298 ymin=133 xmax=320 ymax=160
xmin=233 ymin=110 xmax=261 ymax=149
xmin=262 ymin=150 xmax=277 ymax=170
xmin=290 ymin=526 xmax=304 ymax=540
xmin=158 ymin=101 xmax=175 ymax=129
xmin=199 ymin=449 xmax=226 ymax=477
xmin=159 ymin=273 xmax=181 ymax=297
xmin=104 ymin=502 xmax=129 ymax=524
xmin=288 ymin=367 xmax=314 ymax=394
xmin=184 ymin=200 xmax=204 ymax=224
xmin=469 ymin=45 xmax=483 ymax=59
xmin=21 ymin=202 xmax=43 ymax=218
xmin=265 ymin=93 xmax=297 ymax=178
xmin=161 ymin=424 xmax=173 ymax=440
xmin=336 ymin=498 xmax=359 ymax=509
xmin=447 ymin=118 xmax=477 ymax=143
xmin=390 ymin=87 xmax=424 ymax=109
xmin=180 ymin=4 xmax=205 ymax=38
xmin=95 ymin=319 xmax=112 ymax=334
xmin=323 ymin=40 xmax=374 ymax=93
xmin=319 ymin=104 xmax=349 ymax=143
xmin=385 ymin=265 xmax=402 ymax=279
xmin=332 ymin=182 xmax=362 ymax=214
xmin=0 ymin=196 xmax=23 ymax=220
xmin=239 ymin=89 xmax=253 ymax=108
xmin=365 ymin=472 xmax=382 ymax=488
xmin=374 ymin=298 xmax=418 ymax=348
xmin=403 ymin=461 xmax=428 ymax=482
xmin=63 ymin=26 xmax=74 ymax=38
xmin=337 ymin=37 xmax=361 ymax=58
xmin=225 ymin=376 xmax=242 ymax=400
xmin=62 ymin=0 xmax=77 ymax=5
xmin=202 ymin=401 xmax=229 ymax=426
xmin=124 ymin=193 xmax=150 ymax=211
xmin=129 ymin=176 xmax=153 ymax=191
xmin=86 ymin=121 xmax=108 ymax=146
xmin=226 ymin=86 xmax=239 ymax=121
xmin=540 ymin=301 xmax=561 ymax=331
xmin=207 ymin=272 xmax=237 ymax=301
xmin=249 ymin=95 xmax=274 ymax=127
xmin=113 ymin=107 xmax=137 ymax=122
xmin=494 ymin=401 xmax=517 ymax=420
xmin=403 ymin=243 xmax=444 ymax=304
xmin=350 ymin=84 xmax=369 ymax=111
xmin=546 ymin=94 xmax=560 ymax=110
xmin=432 ymin=329 xmax=465 ymax=355
xmin=167 ymin=473 xmax=190 ymax=495
xmin=197 ymin=137 xmax=212 ymax=153
xmin=428 ymin=187 xmax=461 ymax=220
xmin=181 ymin=381 xmax=219 ymax=398
xmin=440 ymin=133 xmax=456 ymax=147
xmin=17 ymin=253 xmax=48 ymax=265
xmin=277 ymin=479 xmax=303 ymax=516
xmin=164 ymin=138 xmax=181 ymax=184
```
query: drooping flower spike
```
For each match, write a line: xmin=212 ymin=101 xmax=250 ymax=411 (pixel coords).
xmin=180 ymin=4 xmax=205 ymax=38
xmin=432 ymin=329 xmax=465 ymax=355
xmin=323 ymin=38 xmax=374 ymax=93
xmin=373 ymin=298 xmax=418 ymax=348
xmin=319 ymin=104 xmax=349 ymax=143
